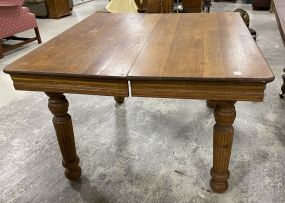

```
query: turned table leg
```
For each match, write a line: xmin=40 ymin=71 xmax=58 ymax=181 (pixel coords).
xmin=114 ymin=96 xmax=125 ymax=104
xmin=280 ymin=68 xmax=285 ymax=98
xmin=46 ymin=92 xmax=81 ymax=181
xmin=206 ymin=100 xmax=217 ymax=108
xmin=210 ymin=101 xmax=236 ymax=193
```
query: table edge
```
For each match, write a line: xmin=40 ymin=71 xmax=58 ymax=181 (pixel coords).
xmin=5 ymin=70 xmax=275 ymax=83
xmin=3 ymin=69 xmax=129 ymax=81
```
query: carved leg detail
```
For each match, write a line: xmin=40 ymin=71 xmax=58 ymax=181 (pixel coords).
xmin=280 ymin=68 xmax=285 ymax=99
xmin=210 ymin=101 xmax=236 ymax=193
xmin=46 ymin=92 xmax=81 ymax=181
xmin=114 ymin=96 xmax=125 ymax=104
xmin=207 ymin=100 xmax=217 ymax=108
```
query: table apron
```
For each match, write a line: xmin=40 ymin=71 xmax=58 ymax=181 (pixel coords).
xmin=10 ymin=75 xmax=129 ymax=97
xmin=9 ymin=75 xmax=267 ymax=101
xmin=130 ymin=80 xmax=266 ymax=102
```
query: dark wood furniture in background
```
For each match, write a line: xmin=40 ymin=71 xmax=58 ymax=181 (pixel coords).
xmin=135 ymin=0 xmax=174 ymax=13
xmin=23 ymin=0 xmax=73 ymax=18
xmin=182 ymin=0 xmax=203 ymax=12
xmin=46 ymin=0 xmax=71 ymax=19
xmin=214 ymin=0 xmax=237 ymax=3
xmin=136 ymin=0 xmax=203 ymax=13
xmin=273 ymin=0 xmax=285 ymax=98
xmin=4 ymin=13 xmax=274 ymax=194
xmin=252 ymin=0 xmax=271 ymax=10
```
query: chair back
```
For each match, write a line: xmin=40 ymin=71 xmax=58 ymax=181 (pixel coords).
xmin=0 ymin=0 xmax=37 ymax=39
xmin=0 ymin=0 xmax=23 ymax=6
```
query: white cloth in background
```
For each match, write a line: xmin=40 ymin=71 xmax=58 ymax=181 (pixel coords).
xmin=73 ymin=0 xmax=93 ymax=5
xmin=106 ymin=0 xmax=139 ymax=13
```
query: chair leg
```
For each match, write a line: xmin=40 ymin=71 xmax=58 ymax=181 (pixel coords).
xmin=280 ymin=68 xmax=285 ymax=99
xmin=0 ymin=40 xmax=3 ymax=59
xmin=34 ymin=27 xmax=42 ymax=44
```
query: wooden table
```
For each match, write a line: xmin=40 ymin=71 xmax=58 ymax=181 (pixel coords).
xmin=273 ymin=0 xmax=285 ymax=98
xmin=4 ymin=13 xmax=274 ymax=194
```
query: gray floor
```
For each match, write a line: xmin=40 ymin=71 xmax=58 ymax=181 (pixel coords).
xmin=1 ymin=1 xmax=285 ymax=203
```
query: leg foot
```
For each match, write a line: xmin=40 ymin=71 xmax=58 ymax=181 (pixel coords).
xmin=280 ymin=69 xmax=285 ymax=99
xmin=0 ymin=40 xmax=3 ymax=59
xmin=210 ymin=101 xmax=236 ymax=193
xmin=34 ymin=27 xmax=42 ymax=44
xmin=206 ymin=100 xmax=217 ymax=108
xmin=114 ymin=96 xmax=125 ymax=104
xmin=46 ymin=92 xmax=81 ymax=181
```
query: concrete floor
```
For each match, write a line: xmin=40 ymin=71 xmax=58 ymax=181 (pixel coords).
xmin=1 ymin=1 xmax=285 ymax=202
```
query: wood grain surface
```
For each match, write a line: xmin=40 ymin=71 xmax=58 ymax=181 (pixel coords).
xmin=128 ymin=13 xmax=273 ymax=82
xmin=5 ymin=12 xmax=274 ymax=83
xmin=4 ymin=13 xmax=160 ymax=79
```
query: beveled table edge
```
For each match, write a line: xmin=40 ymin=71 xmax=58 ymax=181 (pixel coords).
xmin=3 ymin=69 xmax=129 ymax=81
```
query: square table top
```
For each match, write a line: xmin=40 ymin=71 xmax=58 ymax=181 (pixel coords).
xmin=4 ymin=12 xmax=274 ymax=83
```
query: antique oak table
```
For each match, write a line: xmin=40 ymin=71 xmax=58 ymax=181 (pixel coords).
xmin=273 ymin=0 xmax=285 ymax=98
xmin=4 ymin=12 xmax=274 ymax=193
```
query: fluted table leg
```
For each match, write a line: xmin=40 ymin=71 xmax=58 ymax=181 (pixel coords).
xmin=210 ymin=101 xmax=236 ymax=193
xmin=114 ymin=96 xmax=125 ymax=104
xmin=46 ymin=92 xmax=81 ymax=181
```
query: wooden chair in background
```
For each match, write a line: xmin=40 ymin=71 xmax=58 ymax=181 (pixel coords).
xmin=0 ymin=0 xmax=42 ymax=58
